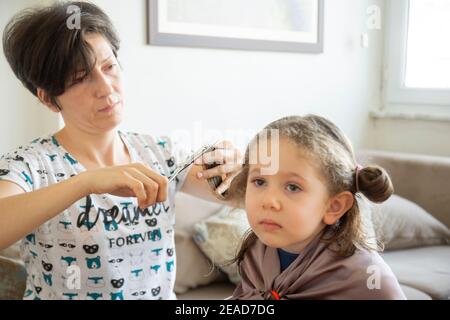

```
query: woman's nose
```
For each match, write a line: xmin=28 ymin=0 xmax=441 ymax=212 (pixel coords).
xmin=94 ymin=70 xmax=114 ymax=98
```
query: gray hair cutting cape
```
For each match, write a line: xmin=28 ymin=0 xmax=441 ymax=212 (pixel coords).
xmin=231 ymin=229 xmax=406 ymax=300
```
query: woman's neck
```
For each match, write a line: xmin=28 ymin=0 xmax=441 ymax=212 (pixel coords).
xmin=54 ymin=125 xmax=131 ymax=169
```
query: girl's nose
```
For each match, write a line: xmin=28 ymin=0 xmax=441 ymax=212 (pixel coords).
xmin=261 ymin=190 xmax=282 ymax=211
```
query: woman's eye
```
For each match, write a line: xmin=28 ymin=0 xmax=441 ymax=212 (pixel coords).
xmin=72 ymin=75 xmax=88 ymax=85
xmin=286 ymin=184 xmax=301 ymax=192
xmin=72 ymin=78 xmax=82 ymax=85
xmin=74 ymin=71 xmax=88 ymax=81
xmin=107 ymin=64 xmax=117 ymax=70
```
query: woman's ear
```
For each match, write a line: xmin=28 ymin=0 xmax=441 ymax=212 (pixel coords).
xmin=323 ymin=191 xmax=355 ymax=225
xmin=36 ymin=88 xmax=60 ymax=112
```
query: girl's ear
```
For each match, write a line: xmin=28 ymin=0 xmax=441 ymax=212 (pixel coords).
xmin=323 ymin=191 xmax=355 ymax=225
xmin=36 ymin=88 xmax=60 ymax=113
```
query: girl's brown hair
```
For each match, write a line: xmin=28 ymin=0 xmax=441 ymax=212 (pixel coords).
xmin=225 ymin=115 xmax=394 ymax=265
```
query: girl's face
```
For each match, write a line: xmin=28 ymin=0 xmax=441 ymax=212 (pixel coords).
xmin=245 ymin=138 xmax=332 ymax=253
xmin=54 ymin=33 xmax=124 ymax=133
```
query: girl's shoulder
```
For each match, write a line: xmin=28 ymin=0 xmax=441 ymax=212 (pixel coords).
xmin=335 ymin=249 xmax=406 ymax=298
xmin=333 ymin=248 xmax=390 ymax=275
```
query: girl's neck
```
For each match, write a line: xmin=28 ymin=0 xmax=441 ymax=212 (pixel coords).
xmin=280 ymin=223 xmax=327 ymax=254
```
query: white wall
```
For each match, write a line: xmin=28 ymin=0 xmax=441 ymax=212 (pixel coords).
xmin=0 ymin=0 xmax=60 ymax=155
xmin=99 ymin=0 xmax=384 ymax=152
xmin=366 ymin=118 xmax=450 ymax=157
xmin=2 ymin=0 xmax=388 ymax=155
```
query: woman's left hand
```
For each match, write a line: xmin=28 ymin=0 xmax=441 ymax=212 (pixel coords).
xmin=193 ymin=140 xmax=243 ymax=195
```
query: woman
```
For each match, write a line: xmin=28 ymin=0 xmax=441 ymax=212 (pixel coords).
xmin=0 ymin=1 xmax=241 ymax=300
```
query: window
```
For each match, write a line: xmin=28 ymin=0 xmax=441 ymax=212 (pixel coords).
xmin=384 ymin=0 xmax=450 ymax=108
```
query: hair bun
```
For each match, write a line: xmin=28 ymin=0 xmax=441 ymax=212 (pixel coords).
xmin=357 ymin=166 xmax=394 ymax=203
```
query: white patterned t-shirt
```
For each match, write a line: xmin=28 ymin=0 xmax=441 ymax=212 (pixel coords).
xmin=0 ymin=131 xmax=189 ymax=300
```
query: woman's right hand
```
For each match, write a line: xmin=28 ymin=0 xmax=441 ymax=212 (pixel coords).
xmin=78 ymin=163 xmax=168 ymax=209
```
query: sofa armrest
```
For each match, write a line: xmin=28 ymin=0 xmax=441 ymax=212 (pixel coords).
xmin=357 ymin=149 xmax=450 ymax=228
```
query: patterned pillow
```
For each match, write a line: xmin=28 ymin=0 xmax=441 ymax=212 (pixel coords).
xmin=173 ymin=193 xmax=226 ymax=293
xmin=192 ymin=206 xmax=249 ymax=284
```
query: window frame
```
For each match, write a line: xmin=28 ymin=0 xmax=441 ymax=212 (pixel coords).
xmin=383 ymin=0 xmax=450 ymax=107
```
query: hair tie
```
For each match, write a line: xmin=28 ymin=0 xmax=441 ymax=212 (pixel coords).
xmin=355 ymin=164 xmax=363 ymax=193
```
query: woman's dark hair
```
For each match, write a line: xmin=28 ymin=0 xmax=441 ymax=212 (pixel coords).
xmin=224 ymin=115 xmax=394 ymax=266
xmin=2 ymin=1 xmax=120 ymax=107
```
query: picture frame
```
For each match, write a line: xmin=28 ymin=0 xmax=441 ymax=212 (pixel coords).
xmin=147 ymin=0 xmax=324 ymax=53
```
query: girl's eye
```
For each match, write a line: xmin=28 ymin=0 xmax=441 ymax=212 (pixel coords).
xmin=286 ymin=183 xmax=301 ymax=193
xmin=251 ymin=178 xmax=265 ymax=187
xmin=107 ymin=64 xmax=117 ymax=70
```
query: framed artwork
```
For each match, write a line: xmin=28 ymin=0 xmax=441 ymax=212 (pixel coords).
xmin=148 ymin=0 xmax=324 ymax=53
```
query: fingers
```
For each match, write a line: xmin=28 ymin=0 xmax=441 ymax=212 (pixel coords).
xmin=192 ymin=141 xmax=243 ymax=186
xmin=126 ymin=168 xmax=159 ymax=207
xmin=121 ymin=171 xmax=147 ymax=209
xmin=214 ymin=140 xmax=233 ymax=149
xmin=199 ymin=161 xmax=243 ymax=180
xmin=194 ymin=147 xmax=240 ymax=165
xmin=130 ymin=163 xmax=168 ymax=203
xmin=119 ymin=163 xmax=168 ymax=208
xmin=215 ymin=170 xmax=240 ymax=195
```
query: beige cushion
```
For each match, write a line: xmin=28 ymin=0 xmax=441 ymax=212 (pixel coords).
xmin=0 ymin=242 xmax=22 ymax=261
xmin=358 ymin=149 xmax=450 ymax=229
xmin=193 ymin=206 xmax=250 ymax=284
xmin=0 ymin=241 xmax=26 ymax=300
xmin=176 ymin=281 xmax=235 ymax=300
xmin=399 ymin=285 xmax=432 ymax=300
xmin=174 ymin=193 xmax=226 ymax=293
xmin=371 ymin=195 xmax=450 ymax=250
xmin=382 ymin=246 xmax=450 ymax=300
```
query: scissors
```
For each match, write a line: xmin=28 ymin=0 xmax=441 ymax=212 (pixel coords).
xmin=168 ymin=141 xmax=220 ymax=183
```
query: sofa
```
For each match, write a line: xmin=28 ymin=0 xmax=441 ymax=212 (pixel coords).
xmin=1 ymin=149 xmax=449 ymax=300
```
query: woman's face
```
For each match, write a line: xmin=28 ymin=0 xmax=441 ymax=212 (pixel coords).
xmin=245 ymin=138 xmax=331 ymax=253
xmin=56 ymin=33 xmax=124 ymax=133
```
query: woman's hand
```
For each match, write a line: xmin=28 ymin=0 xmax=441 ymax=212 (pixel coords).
xmin=193 ymin=140 xmax=243 ymax=195
xmin=78 ymin=163 xmax=168 ymax=209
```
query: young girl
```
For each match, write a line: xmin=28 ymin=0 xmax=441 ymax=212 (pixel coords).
xmin=226 ymin=115 xmax=406 ymax=300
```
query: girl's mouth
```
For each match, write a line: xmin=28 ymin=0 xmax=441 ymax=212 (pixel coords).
xmin=259 ymin=219 xmax=282 ymax=231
